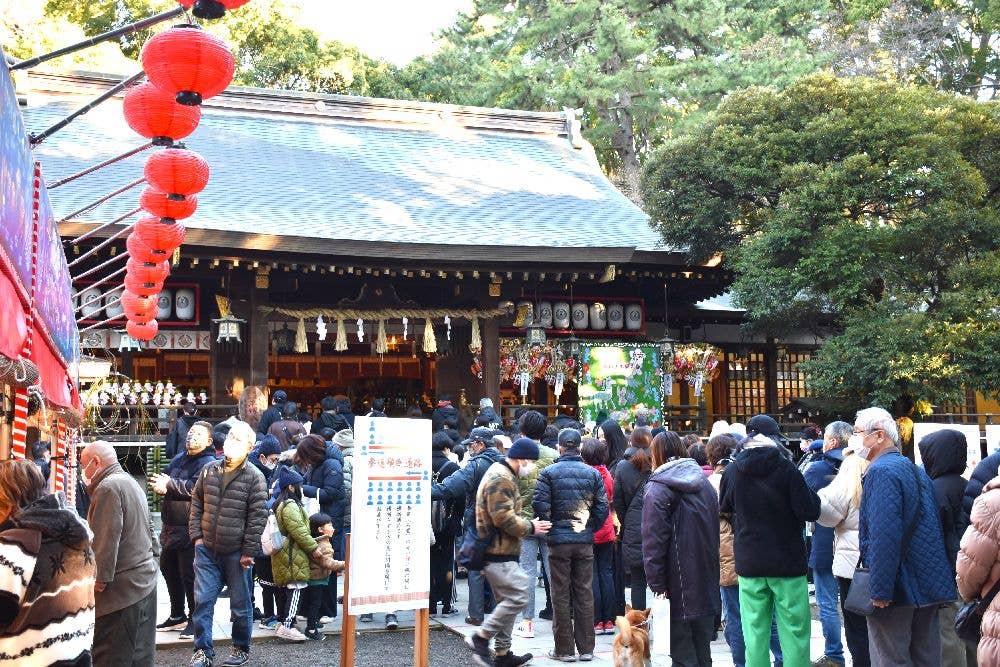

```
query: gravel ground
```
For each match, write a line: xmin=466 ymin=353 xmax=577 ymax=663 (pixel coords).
xmin=154 ymin=627 xmax=472 ymax=667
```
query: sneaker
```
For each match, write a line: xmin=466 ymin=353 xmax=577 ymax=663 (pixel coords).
xmin=258 ymin=616 xmax=279 ymax=630
xmin=304 ymin=628 xmax=326 ymax=641
xmin=320 ymin=616 xmax=334 ymax=624
xmin=547 ymin=651 xmax=577 ymax=662
xmin=157 ymin=615 xmax=188 ymax=631
xmin=179 ymin=622 xmax=195 ymax=640
xmin=275 ymin=624 xmax=307 ymax=641
xmin=811 ymin=658 xmax=844 ymax=667
xmin=513 ymin=619 xmax=534 ymax=638
xmin=495 ymin=651 xmax=533 ymax=666
xmin=465 ymin=615 xmax=484 ymax=626
xmin=465 ymin=632 xmax=492 ymax=667
xmin=538 ymin=607 xmax=553 ymax=620
xmin=359 ymin=613 xmax=374 ymax=623
xmin=189 ymin=649 xmax=212 ymax=667
xmin=440 ymin=606 xmax=457 ymax=616
xmin=385 ymin=613 xmax=398 ymax=630
xmin=578 ymin=655 xmax=593 ymax=662
xmin=220 ymin=649 xmax=250 ymax=667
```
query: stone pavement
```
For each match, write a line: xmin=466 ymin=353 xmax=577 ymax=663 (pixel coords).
xmin=154 ymin=569 xmax=849 ymax=666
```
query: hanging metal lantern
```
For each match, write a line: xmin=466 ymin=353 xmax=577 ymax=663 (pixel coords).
xmin=139 ymin=187 xmax=198 ymax=220
xmin=176 ymin=0 xmax=252 ymax=20
xmin=144 ymin=146 xmax=210 ymax=196
xmin=141 ymin=24 xmax=235 ymax=106
xmin=214 ymin=315 xmax=245 ymax=343
xmin=134 ymin=216 xmax=186 ymax=254
xmin=564 ymin=332 xmax=582 ymax=358
xmin=122 ymin=82 xmax=201 ymax=145
xmin=525 ymin=322 xmax=546 ymax=347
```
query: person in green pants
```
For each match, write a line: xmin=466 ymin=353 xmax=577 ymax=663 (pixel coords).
xmin=719 ymin=415 xmax=821 ymax=667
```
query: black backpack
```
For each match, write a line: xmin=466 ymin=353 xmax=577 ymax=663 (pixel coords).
xmin=431 ymin=466 xmax=450 ymax=534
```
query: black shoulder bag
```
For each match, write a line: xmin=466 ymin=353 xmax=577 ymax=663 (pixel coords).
xmin=955 ymin=575 xmax=1000 ymax=641
xmin=845 ymin=462 xmax=922 ymax=617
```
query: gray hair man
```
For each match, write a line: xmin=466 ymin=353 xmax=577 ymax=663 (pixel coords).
xmin=823 ymin=420 xmax=854 ymax=453
xmin=81 ymin=440 xmax=159 ymax=666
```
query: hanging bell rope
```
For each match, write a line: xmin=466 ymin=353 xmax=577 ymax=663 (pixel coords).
xmin=376 ymin=320 xmax=388 ymax=354
xmin=334 ymin=318 xmax=348 ymax=351
xmin=294 ymin=318 xmax=308 ymax=353
xmin=423 ymin=319 xmax=437 ymax=354
xmin=470 ymin=316 xmax=482 ymax=354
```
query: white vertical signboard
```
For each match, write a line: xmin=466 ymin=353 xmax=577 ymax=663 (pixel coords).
xmin=348 ymin=416 xmax=431 ymax=614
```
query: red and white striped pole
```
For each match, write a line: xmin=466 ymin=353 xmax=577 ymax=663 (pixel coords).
xmin=11 ymin=164 xmax=42 ymax=460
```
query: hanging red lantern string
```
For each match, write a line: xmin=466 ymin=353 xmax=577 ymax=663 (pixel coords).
xmin=126 ymin=319 xmax=159 ymax=342
xmin=121 ymin=290 xmax=158 ymax=323
xmin=124 ymin=271 xmax=164 ymax=297
xmin=141 ymin=24 xmax=235 ymax=106
xmin=126 ymin=257 xmax=171 ymax=286
xmin=126 ymin=231 xmax=169 ymax=264
xmin=139 ymin=187 xmax=197 ymax=220
xmin=122 ymin=82 xmax=201 ymax=145
xmin=144 ymin=146 xmax=210 ymax=196
xmin=134 ymin=215 xmax=186 ymax=253
xmin=177 ymin=0 xmax=252 ymax=20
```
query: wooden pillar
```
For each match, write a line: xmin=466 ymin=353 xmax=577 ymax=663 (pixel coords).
xmin=249 ymin=272 xmax=269 ymax=388
xmin=481 ymin=318 xmax=500 ymax=407
xmin=765 ymin=337 xmax=779 ymax=415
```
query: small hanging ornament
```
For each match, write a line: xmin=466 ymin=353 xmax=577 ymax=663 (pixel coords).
xmin=694 ymin=371 xmax=705 ymax=397
xmin=469 ymin=316 xmax=482 ymax=354
xmin=376 ymin=320 xmax=388 ymax=354
xmin=445 ymin=315 xmax=452 ymax=341
xmin=554 ymin=372 xmax=565 ymax=399
xmin=316 ymin=315 xmax=328 ymax=341
xmin=664 ymin=373 xmax=674 ymax=397
xmin=423 ymin=319 xmax=437 ymax=354
xmin=294 ymin=318 xmax=308 ymax=353
xmin=187 ymin=390 xmax=196 ymax=403
xmin=335 ymin=319 xmax=348 ymax=351
xmin=519 ymin=371 xmax=530 ymax=397
xmin=402 ymin=316 xmax=408 ymax=340
xmin=357 ymin=318 xmax=365 ymax=343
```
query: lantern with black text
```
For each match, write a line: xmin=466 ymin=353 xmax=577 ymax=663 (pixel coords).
xmin=141 ymin=25 xmax=235 ymax=106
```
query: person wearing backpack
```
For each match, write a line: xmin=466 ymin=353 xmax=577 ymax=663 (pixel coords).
xmin=271 ymin=466 xmax=342 ymax=642
xmin=430 ymin=431 xmax=462 ymax=616
xmin=431 ymin=427 xmax=504 ymax=625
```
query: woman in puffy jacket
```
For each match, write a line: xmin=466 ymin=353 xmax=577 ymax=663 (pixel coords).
xmin=582 ymin=437 xmax=617 ymax=634
xmin=957 ymin=478 xmax=1000 ymax=666
xmin=817 ymin=453 xmax=871 ymax=667
xmin=272 ymin=466 xmax=339 ymax=642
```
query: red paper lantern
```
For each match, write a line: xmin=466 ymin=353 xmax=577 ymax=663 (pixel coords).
xmin=123 ymin=272 xmax=164 ymax=297
xmin=126 ymin=319 xmax=159 ymax=341
xmin=121 ymin=290 xmax=158 ymax=323
xmin=126 ymin=231 xmax=168 ymax=263
xmin=139 ymin=187 xmax=197 ymax=220
xmin=126 ymin=258 xmax=171 ymax=286
xmin=144 ymin=147 xmax=210 ymax=196
xmin=122 ymin=82 xmax=201 ymax=145
xmin=177 ymin=0 xmax=252 ymax=19
xmin=141 ymin=25 xmax=235 ymax=106
xmin=134 ymin=216 xmax=186 ymax=253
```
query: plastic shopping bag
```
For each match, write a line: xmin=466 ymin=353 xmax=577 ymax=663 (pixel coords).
xmin=650 ymin=592 xmax=671 ymax=662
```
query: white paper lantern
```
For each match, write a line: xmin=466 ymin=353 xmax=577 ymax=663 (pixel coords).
xmin=104 ymin=287 xmax=124 ymax=320
xmin=80 ymin=287 xmax=102 ymax=319
xmin=589 ymin=302 xmax=607 ymax=330
xmin=607 ymin=303 xmax=625 ymax=330
xmin=175 ymin=288 xmax=195 ymax=320
xmin=157 ymin=290 xmax=173 ymax=320
xmin=625 ymin=304 xmax=644 ymax=331
xmin=571 ymin=303 xmax=589 ymax=330
xmin=537 ymin=301 xmax=553 ymax=328
xmin=553 ymin=302 xmax=571 ymax=329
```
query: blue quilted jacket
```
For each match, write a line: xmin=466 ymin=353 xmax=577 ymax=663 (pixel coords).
xmin=859 ymin=450 xmax=957 ymax=605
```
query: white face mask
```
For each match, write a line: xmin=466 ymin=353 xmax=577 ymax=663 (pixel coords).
xmin=260 ymin=457 xmax=277 ymax=471
xmin=81 ymin=460 xmax=94 ymax=486
xmin=223 ymin=440 xmax=247 ymax=462
xmin=847 ymin=433 xmax=872 ymax=460
xmin=517 ymin=461 xmax=536 ymax=478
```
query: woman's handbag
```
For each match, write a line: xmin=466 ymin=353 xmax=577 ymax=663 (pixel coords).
xmin=955 ymin=578 xmax=1000 ymax=642
xmin=843 ymin=565 xmax=874 ymax=616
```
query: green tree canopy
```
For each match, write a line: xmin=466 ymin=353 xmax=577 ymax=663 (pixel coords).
xmin=642 ymin=74 xmax=1000 ymax=413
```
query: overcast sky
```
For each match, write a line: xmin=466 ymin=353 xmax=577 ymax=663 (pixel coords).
xmin=297 ymin=0 xmax=473 ymax=65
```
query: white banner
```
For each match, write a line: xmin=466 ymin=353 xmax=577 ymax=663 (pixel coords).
xmin=348 ymin=416 xmax=431 ymax=615
xmin=912 ymin=423 xmax=983 ymax=470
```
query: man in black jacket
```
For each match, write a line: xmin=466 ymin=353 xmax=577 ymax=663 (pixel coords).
xmin=430 ymin=431 xmax=462 ymax=616
xmin=166 ymin=402 xmax=199 ymax=459
xmin=256 ymin=390 xmax=287 ymax=438
xmin=719 ymin=416 xmax=820 ymax=667
xmin=532 ymin=428 xmax=609 ymax=662
xmin=431 ymin=427 xmax=503 ymax=625
xmin=189 ymin=421 xmax=268 ymax=667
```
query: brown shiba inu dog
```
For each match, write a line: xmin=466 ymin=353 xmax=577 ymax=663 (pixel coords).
xmin=612 ymin=604 xmax=651 ymax=667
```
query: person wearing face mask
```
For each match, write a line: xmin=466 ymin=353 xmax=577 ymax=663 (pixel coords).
xmin=188 ymin=420 xmax=268 ymax=667
xmin=853 ymin=407 xmax=956 ymax=666
xmin=247 ymin=434 xmax=282 ymax=628
xmin=150 ymin=421 xmax=218 ymax=639
xmin=431 ymin=426 xmax=504 ymax=626
xmin=466 ymin=435 xmax=551 ymax=667
xmin=532 ymin=428 xmax=610 ymax=662
xmin=81 ymin=440 xmax=160 ymax=667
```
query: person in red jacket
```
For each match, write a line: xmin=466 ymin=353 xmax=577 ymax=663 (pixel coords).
xmin=581 ymin=437 xmax=617 ymax=635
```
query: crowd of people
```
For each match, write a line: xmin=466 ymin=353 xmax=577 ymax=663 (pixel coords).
xmin=1 ymin=394 xmax=999 ymax=667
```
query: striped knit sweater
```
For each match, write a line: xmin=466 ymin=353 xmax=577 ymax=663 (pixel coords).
xmin=0 ymin=494 xmax=95 ymax=666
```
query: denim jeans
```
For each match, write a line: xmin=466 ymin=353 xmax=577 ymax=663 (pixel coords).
xmin=518 ymin=534 xmax=550 ymax=619
xmin=813 ymin=567 xmax=844 ymax=662
xmin=592 ymin=541 xmax=615 ymax=623
xmin=468 ymin=569 xmax=485 ymax=619
xmin=193 ymin=544 xmax=253 ymax=656
xmin=721 ymin=584 xmax=784 ymax=666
